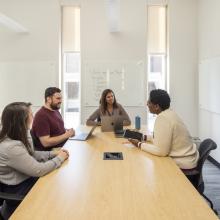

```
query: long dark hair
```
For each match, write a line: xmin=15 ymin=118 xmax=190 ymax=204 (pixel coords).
xmin=100 ymin=89 xmax=118 ymax=114
xmin=0 ymin=102 xmax=33 ymax=155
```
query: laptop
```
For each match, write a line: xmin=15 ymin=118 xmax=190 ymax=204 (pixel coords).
xmin=101 ymin=116 xmax=115 ymax=132
xmin=101 ymin=116 xmax=124 ymax=135
xmin=70 ymin=125 xmax=96 ymax=141
xmin=114 ymin=118 xmax=125 ymax=137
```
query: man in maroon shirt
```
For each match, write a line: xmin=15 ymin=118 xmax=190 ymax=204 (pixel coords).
xmin=31 ymin=87 xmax=75 ymax=151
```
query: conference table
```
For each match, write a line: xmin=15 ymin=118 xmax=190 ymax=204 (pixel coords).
xmin=10 ymin=126 xmax=218 ymax=220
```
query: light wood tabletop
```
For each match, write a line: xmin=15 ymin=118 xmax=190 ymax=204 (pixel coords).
xmin=10 ymin=127 xmax=218 ymax=220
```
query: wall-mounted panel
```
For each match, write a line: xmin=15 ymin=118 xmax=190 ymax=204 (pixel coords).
xmin=83 ymin=60 xmax=145 ymax=107
xmin=199 ymin=57 xmax=220 ymax=114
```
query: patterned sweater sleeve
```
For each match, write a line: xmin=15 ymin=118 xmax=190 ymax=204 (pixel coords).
xmin=32 ymin=151 xmax=57 ymax=162
xmin=86 ymin=108 xmax=101 ymax=126
xmin=118 ymin=104 xmax=131 ymax=126
xmin=7 ymin=145 xmax=65 ymax=177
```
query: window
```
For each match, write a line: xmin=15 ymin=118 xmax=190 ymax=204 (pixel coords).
xmin=148 ymin=54 xmax=166 ymax=91
xmin=147 ymin=5 xmax=167 ymax=132
xmin=61 ymin=6 xmax=80 ymax=129
xmin=64 ymin=52 xmax=80 ymax=112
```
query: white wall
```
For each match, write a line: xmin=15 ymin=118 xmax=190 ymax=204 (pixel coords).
xmin=0 ymin=0 xmax=60 ymax=61
xmin=168 ymin=0 xmax=198 ymax=135
xmin=80 ymin=0 xmax=148 ymax=126
xmin=81 ymin=0 xmax=198 ymax=134
xmin=198 ymin=0 xmax=220 ymax=162
xmin=0 ymin=0 xmax=60 ymax=110
xmin=0 ymin=0 xmax=198 ymax=137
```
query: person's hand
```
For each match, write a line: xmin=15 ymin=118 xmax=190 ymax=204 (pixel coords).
xmin=66 ymin=128 xmax=75 ymax=138
xmin=128 ymin=138 xmax=139 ymax=147
xmin=58 ymin=149 xmax=69 ymax=160
xmin=61 ymin=149 xmax=69 ymax=157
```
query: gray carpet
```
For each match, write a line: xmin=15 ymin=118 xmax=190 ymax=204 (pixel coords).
xmin=203 ymin=160 xmax=220 ymax=217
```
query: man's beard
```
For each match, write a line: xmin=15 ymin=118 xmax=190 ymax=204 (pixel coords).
xmin=50 ymin=103 xmax=61 ymax=110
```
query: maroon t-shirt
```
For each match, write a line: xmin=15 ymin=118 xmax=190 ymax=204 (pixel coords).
xmin=31 ymin=107 xmax=66 ymax=151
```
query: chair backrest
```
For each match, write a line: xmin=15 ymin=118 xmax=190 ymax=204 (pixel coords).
xmin=197 ymin=138 xmax=217 ymax=172
xmin=197 ymin=138 xmax=217 ymax=188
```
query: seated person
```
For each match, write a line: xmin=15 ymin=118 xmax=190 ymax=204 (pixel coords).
xmin=129 ymin=89 xmax=199 ymax=172
xmin=0 ymin=102 xmax=69 ymax=219
xmin=86 ymin=89 xmax=131 ymax=126
xmin=31 ymin=87 xmax=75 ymax=151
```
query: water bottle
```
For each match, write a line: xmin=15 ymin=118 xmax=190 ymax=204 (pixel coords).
xmin=135 ymin=116 xmax=141 ymax=130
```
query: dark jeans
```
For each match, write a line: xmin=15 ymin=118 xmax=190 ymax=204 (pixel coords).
xmin=185 ymin=174 xmax=199 ymax=188
xmin=0 ymin=177 xmax=38 ymax=220
xmin=181 ymin=168 xmax=200 ymax=190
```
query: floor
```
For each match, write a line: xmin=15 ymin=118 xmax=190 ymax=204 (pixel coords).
xmin=203 ymin=160 xmax=220 ymax=217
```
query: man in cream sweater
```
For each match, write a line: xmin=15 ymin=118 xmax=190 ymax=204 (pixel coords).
xmin=129 ymin=89 xmax=199 ymax=170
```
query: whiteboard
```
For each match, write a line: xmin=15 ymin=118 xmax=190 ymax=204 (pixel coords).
xmin=199 ymin=57 xmax=220 ymax=114
xmin=0 ymin=61 xmax=57 ymax=107
xmin=83 ymin=61 xmax=145 ymax=106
